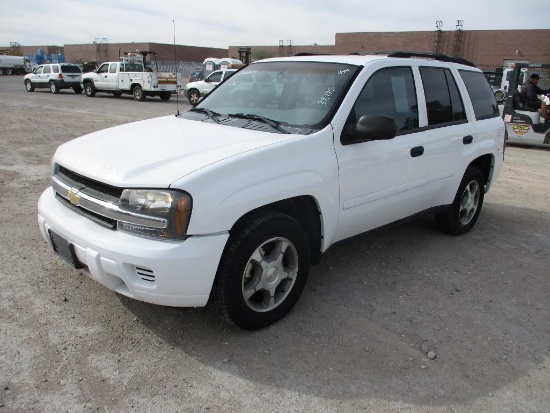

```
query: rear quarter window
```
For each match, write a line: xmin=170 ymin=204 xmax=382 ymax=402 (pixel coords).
xmin=459 ymin=70 xmax=499 ymax=120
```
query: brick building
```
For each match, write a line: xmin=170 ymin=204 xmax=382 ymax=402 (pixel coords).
xmin=228 ymin=29 xmax=550 ymax=69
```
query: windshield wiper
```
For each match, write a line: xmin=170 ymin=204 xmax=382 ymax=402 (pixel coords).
xmin=189 ymin=107 xmax=222 ymax=123
xmin=228 ymin=113 xmax=290 ymax=134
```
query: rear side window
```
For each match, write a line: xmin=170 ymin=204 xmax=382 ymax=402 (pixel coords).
xmin=420 ymin=67 xmax=466 ymax=125
xmin=109 ymin=63 xmax=117 ymax=73
xmin=52 ymin=65 xmax=59 ymax=74
xmin=459 ymin=70 xmax=499 ymax=120
xmin=61 ymin=65 xmax=82 ymax=74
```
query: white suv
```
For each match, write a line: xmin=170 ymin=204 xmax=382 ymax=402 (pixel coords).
xmin=184 ymin=69 xmax=237 ymax=105
xmin=38 ymin=52 xmax=505 ymax=330
xmin=24 ymin=63 xmax=83 ymax=94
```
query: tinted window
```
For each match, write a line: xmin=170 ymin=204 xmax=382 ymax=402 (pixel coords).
xmin=351 ymin=67 xmax=419 ymax=133
xmin=459 ymin=70 xmax=499 ymax=120
xmin=97 ymin=64 xmax=109 ymax=74
xmin=420 ymin=67 xmax=465 ymax=125
xmin=61 ymin=65 xmax=82 ymax=74
xmin=208 ymin=72 xmax=223 ymax=82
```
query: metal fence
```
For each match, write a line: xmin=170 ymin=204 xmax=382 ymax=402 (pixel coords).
xmin=157 ymin=61 xmax=203 ymax=80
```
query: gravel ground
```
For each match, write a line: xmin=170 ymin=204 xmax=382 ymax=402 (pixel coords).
xmin=1 ymin=75 xmax=549 ymax=413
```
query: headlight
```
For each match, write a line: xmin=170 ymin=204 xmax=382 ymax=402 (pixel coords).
xmin=118 ymin=189 xmax=192 ymax=240
xmin=493 ymin=89 xmax=505 ymax=102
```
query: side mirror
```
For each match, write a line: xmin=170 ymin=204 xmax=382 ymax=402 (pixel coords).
xmin=355 ymin=114 xmax=397 ymax=141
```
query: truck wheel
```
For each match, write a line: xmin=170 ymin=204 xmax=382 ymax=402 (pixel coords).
xmin=159 ymin=92 xmax=171 ymax=101
xmin=0 ymin=68 xmax=4 ymax=75
xmin=84 ymin=83 xmax=96 ymax=97
xmin=133 ymin=85 xmax=146 ymax=101
xmin=49 ymin=81 xmax=59 ymax=94
xmin=211 ymin=211 xmax=311 ymax=330
xmin=6 ymin=68 xmax=13 ymax=75
xmin=25 ymin=80 xmax=35 ymax=92
xmin=73 ymin=86 xmax=83 ymax=94
xmin=435 ymin=166 xmax=485 ymax=235
xmin=187 ymin=89 xmax=200 ymax=106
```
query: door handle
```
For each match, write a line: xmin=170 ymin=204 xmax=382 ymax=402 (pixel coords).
xmin=463 ymin=135 xmax=473 ymax=144
xmin=410 ymin=146 xmax=424 ymax=157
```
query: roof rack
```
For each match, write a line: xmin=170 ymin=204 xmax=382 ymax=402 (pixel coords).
xmin=371 ymin=50 xmax=475 ymax=67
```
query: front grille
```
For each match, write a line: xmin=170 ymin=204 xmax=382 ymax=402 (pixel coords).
xmin=56 ymin=193 xmax=117 ymax=229
xmin=58 ymin=165 xmax=123 ymax=201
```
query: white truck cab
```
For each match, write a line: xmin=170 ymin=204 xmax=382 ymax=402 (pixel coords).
xmin=38 ymin=52 xmax=505 ymax=330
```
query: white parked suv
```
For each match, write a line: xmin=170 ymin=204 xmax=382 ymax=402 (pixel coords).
xmin=24 ymin=63 xmax=83 ymax=94
xmin=184 ymin=68 xmax=237 ymax=105
xmin=38 ymin=52 xmax=505 ymax=330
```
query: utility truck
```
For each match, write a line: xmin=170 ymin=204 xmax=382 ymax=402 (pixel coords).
xmin=81 ymin=52 xmax=181 ymax=101
xmin=0 ymin=55 xmax=32 ymax=75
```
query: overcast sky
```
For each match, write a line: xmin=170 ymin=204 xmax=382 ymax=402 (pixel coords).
xmin=1 ymin=0 xmax=548 ymax=50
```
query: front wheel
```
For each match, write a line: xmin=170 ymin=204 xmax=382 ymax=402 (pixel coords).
xmin=211 ymin=211 xmax=311 ymax=330
xmin=133 ymin=85 xmax=146 ymax=101
xmin=84 ymin=82 xmax=96 ymax=97
xmin=435 ymin=166 xmax=485 ymax=235
xmin=25 ymin=80 xmax=34 ymax=92
xmin=49 ymin=81 xmax=59 ymax=94
xmin=187 ymin=89 xmax=200 ymax=106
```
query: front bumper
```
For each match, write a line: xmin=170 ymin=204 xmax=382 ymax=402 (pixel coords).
xmin=38 ymin=187 xmax=229 ymax=307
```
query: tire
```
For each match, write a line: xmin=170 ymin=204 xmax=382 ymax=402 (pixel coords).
xmin=211 ymin=211 xmax=311 ymax=330
xmin=159 ymin=92 xmax=171 ymax=101
xmin=435 ymin=166 xmax=485 ymax=235
xmin=84 ymin=82 xmax=96 ymax=97
xmin=49 ymin=81 xmax=59 ymax=94
xmin=133 ymin=85 xmax=146 ymax=101
xmin=6 ymin=68 xmax=13 ymax=75
xmin=187 ymin=89 xmax=200 ymax=106
xmin=113 ymin=91 xmax=122 ymax=97
xmin=73 ymin=86 xmax=83 ymax=94
xmin=25 ymin=79 xmax=34 ymax=92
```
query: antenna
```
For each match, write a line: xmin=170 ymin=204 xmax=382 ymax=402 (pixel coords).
xmin=173 ymin=19 xmax=180 ymax=116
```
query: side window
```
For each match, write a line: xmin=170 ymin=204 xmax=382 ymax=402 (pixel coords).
xmin=459 ymin=70 xmax=499 ymax=120
xmin=109 ymin=63 xmax=117 ymax=73
xmin=97 ymin=64 xmax=108 ymax=74
xmin=420 ymin=67 xmax=466 ymax=125
xmin=208 ymin=72 xmax=223 ymax=83
xmin=52 ymin=65 xmax=59 ymax=74
xmin=35 ymin=66 xmax=44 ymax=74
xmin=351 ymin=66 xmax=418 ymax=134
xmin=43 ymin=65 xmax=51 ymax=74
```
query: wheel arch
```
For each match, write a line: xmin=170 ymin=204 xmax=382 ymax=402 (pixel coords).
xmin=229 ymin=196 xmax=323 ymax=265
xmin=468 ymin=154 xmax=494 ymax=189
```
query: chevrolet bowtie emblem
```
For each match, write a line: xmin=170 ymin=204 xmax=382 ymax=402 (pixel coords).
xmin=67 ymin=189 xmax=81 ymax=206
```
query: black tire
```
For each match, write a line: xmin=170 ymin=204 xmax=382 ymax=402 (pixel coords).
xmin=187 ymin=89 xmax=200 ymax=106
xmin=49 ymin=81 xmax=59 ymax=94
xmin=436 ymin=166 xmax=485 ymax=235
xmin=6 ymin=68 xmax=13 ymax=75
xmin=113 ymin=91 xmax=122 ymax=97
xmin=133 ymin=85 xmax=146 ymax=101
xmin=25 ymin=79 xmax=34 ymax=92
xmin=73 ymin=86 xmax=83 ymax=94
xmin=159 ymin=92 xmax=171 ymax=101
xmin=84 ymin=82 xmax=96 ymax=97
xmin=211 ymin=211 xmax=311 ymax=330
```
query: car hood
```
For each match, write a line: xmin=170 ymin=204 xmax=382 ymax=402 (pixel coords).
xmin=54 ymin=115 xmax=295 ymax=187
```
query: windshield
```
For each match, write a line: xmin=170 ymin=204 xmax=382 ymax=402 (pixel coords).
xmin=191 ymin=61 xmax=359 ymax=132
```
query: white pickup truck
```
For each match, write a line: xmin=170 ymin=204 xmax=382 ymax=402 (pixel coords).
xmin=38 ymin=52 xmax=505 ymax=330
xmin=81 ymin=53 xmax=180 ymax=101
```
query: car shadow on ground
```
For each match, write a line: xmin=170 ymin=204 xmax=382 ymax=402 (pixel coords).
xmin=119 ymin=202 xmax=550 ymax=406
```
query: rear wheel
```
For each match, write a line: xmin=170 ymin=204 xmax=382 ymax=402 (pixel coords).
xmin=211 ymin=211 xmax=311 ymax=330
xmin=73 ymin=86 xmax=83 ymax=94
xmin=159 ymin=92 xmax=171 ymax=101
xmin=49 ymin=81 xmax=59 ymax=94
xmin=25 ymin=79 xmax=35 ymax=92
xmin=133 ymin=85 xmax=146 ymax=101
xmin=435 ymin=166 xmax=485 ymax=235
xmin=84 ymin=82 xmax=96 ymax=97
xmin=6 ymin=68 xmax=13 ymax=75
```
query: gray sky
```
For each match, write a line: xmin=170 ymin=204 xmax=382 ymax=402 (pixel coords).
xmin=1 ymin=0 xmax=548 ymax=49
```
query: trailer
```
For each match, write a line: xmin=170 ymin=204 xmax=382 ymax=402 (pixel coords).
xmin=0 ymin=55 xmax=32 ymax=75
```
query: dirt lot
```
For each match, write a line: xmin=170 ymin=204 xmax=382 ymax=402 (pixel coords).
xmin=0 ymin=75 xmax=549 ymax=413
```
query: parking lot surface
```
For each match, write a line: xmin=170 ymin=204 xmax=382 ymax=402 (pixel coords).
xmin=1 ymin=75 xmax=549 ymax=412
